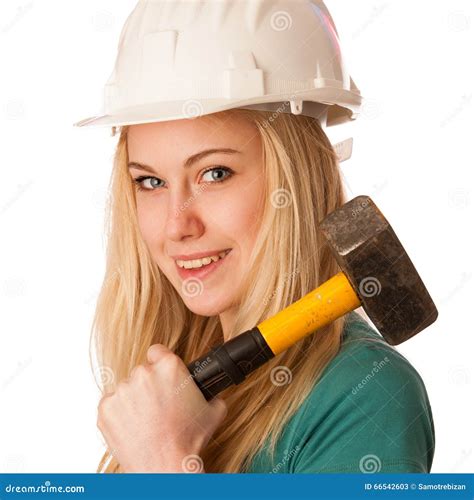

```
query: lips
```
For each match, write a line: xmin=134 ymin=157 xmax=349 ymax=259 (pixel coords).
xmin=175 ymin=249 xmax=232 ymax=281
xmin=171 ymin=248 xmax=231 ymax=261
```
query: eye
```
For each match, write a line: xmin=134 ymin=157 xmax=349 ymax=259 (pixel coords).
xmin=133 ymin=176 xmax=164 ymax=192
xmin=201 ymin=166 xmax=233 ymax=183
xmin=132 ymin=166 xmax=234 ymax=192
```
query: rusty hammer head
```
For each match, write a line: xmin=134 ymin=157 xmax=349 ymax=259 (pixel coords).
xmin=319 ymin=195 xmax=438 ymax=345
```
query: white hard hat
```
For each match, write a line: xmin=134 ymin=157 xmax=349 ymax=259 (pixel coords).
xmin=73 ymin=0 xmax=361 ymax=160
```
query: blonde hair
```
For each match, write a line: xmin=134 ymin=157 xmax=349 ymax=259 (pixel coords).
xmin=91 ymin=108 xmax=348 ymax=473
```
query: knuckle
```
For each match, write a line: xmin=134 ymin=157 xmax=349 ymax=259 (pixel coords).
xmin=130 ymin=364 xmax=147 ymax=379
xmin=158 ymin=352 xmax=181 ymax=370
xmin=147 ymin=343 xmax=168 ymax=357
xmin=147 ymin=343 xmax=176 ymax=364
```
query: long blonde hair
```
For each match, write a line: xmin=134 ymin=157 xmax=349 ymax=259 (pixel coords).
xmin=91 ymin=108 xmax=348 ymax=473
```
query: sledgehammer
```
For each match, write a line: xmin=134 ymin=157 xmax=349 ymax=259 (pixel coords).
xmin=186 ymin=195 xmax=438 ymax=401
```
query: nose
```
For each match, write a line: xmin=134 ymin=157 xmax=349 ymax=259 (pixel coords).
xmin=164 ymin=187 xmax=205 ymax=242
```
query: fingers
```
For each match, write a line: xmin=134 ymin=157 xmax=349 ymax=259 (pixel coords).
xmin=147 ymin=343 xmax=173 ymax=364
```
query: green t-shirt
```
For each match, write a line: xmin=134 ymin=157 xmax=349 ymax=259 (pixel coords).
xmin=245 ymin=311 xmax=435 ymax=473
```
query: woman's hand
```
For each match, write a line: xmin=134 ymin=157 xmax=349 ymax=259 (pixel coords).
xmin=97 ymin=344 xmax=228 ymax=473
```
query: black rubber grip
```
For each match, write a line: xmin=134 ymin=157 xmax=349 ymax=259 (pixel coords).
xmin=185 ymin=326 xmax=274 ymax=401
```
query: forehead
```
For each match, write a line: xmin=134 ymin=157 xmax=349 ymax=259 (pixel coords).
xmin=126 ymin=112 xmax=260 ymax=165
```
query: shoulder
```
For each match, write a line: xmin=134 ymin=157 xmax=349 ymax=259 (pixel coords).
xmin=329 ymin=311 xmax=431 ymax=403
xmin=286 ymin=311 xmax=435 ymax=473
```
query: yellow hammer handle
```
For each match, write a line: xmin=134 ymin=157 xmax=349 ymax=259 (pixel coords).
xmin=257 ymin=272 xmax=361 ymax=355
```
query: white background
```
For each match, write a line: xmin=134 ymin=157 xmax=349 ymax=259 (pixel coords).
xmin=0 ymin=0 xmax=472 ymax=473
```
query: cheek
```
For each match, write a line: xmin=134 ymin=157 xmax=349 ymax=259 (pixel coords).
xmin=207 ymin=182 xmax=264 ymax=247
xmin=136 ymin=199 xmax=164 ymax=249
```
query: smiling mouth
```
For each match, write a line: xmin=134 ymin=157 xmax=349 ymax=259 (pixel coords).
xmin=175 ymin=249 xmax=231 ymax=270
xmin=175 ymin=249 xmax=232 ymax=278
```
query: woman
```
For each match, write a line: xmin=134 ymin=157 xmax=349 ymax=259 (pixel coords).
xmin=75 ymin=0 xmax=435 ymax=473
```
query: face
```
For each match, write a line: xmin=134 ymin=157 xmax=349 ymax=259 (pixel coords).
xmin=127 ymin=112 xmax=265 ymax=329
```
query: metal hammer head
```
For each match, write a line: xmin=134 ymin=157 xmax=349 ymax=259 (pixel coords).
xmin=319 ymin=195 xmax=438 ymax=345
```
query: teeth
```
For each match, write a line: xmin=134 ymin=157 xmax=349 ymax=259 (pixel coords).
xmin=176 ymin=250 xmax=229 ymax=269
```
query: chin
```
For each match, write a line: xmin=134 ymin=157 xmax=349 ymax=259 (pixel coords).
xmin=181 ymin=294 xmax=228 ymax=317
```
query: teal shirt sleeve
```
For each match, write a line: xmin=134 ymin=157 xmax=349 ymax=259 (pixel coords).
xmin=290 ymin=314 xmax=435 ymax=473
xmin=245 ymin=312 xmax=435 ymax=473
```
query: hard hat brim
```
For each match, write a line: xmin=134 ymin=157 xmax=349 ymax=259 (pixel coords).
xmin=73 ymin=89 xmax=361 ymax=128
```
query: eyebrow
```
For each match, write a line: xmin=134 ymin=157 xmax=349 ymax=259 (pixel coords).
xmin=128 ymin=148 xmax=241 ymax=174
